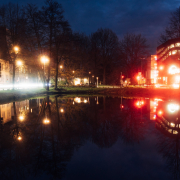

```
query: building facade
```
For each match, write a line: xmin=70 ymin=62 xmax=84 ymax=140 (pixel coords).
xmin=157 ymin=38 xmax=180 ymax=86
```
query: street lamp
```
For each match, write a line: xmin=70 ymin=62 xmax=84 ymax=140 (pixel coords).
xmin=60 ymin=65 xmax=63 ymax=69
xmin=96 ymin=77 xmax=98 ymax=87
xmin=13 ymin=46 xmax=20 ymax=89
xmin=17 ymin=60 xmax=22 ymax=66
xmin=14 ymin=46 xmax=19 ymax=54
xmin=41 ymin=56 xmax=49 ymax=87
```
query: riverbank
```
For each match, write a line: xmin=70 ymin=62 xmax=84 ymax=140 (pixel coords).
xmin=0 ymin=86 xmax=179 ymax=104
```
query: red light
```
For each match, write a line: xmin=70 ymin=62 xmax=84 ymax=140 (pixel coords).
xmin=120 ymin=105 xmax=124 ymax=109
xmin=122 ymin=75 xmax=124 ymax=79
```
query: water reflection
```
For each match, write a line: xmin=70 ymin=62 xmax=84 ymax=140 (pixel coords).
xmin=1 ymin=96 xmax=180 ymax=179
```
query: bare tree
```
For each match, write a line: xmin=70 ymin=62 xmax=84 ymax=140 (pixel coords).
xmin=91 ymin=28 xmax=119 ymax=85
xmin=119 ymin=33 xmax=149 ymax=84
xmin=159 ymin=6 xmax=180 ymax=44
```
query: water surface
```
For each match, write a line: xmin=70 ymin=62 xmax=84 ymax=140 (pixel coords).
xmin=0 ymin=96 xmax=179 ymax=180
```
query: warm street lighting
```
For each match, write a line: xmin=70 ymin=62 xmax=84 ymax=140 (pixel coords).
xmin=17 ymin=136 xmax=22 ymax=141
xmin=14 ymin=46 xmax=19 ymax=54
xmin=17 ymin=60 xmax=22 ymax=66
xmin=159 ymin=66 xmax=163 ymax=70
xmin=60 ymin=108 xmax=64 ymax=113
xmin=60 ymin=65 xmax=63 ymax=69
xmin=89 ymin=72 xmax=91 ymax=74
xmin=43 ymin=118 xmax=50 ymax=124
xmin=41 ymin=56 xmax=49 ymax=64
xmin=96 ymin=77 xmax=99 ymax=87
xmin=92 ymin=75 xmax=94 ymax=78
xmin=72 ymin=71 xmax=75 ymax=73
xmin=19 ymin=115 xmax=24 ymax=121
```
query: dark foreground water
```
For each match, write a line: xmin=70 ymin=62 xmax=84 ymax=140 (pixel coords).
xmin=0 ymin=96 xmax=180 ymax=180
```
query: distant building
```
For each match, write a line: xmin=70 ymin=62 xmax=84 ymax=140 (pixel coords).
xmin=157 ymin=38 xmax=180 ymax=86
xmin=146 ymin=55 xmax=158 ymax=84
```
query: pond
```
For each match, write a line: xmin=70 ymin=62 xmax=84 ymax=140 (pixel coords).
xmin=0 ymin=96 xmax=179 ymax=180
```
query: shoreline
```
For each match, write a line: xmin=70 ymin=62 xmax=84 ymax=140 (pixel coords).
xmin=0 ymin=87 xmax=179 ymax=104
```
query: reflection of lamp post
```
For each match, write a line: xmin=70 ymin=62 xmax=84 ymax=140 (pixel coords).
xmin=96 ymin=77 xmax=98 ymax=87
xmin=41 ymin=56 xmax=49 ymax=87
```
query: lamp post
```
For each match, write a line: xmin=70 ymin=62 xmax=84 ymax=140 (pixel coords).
xmin=41 ymin=56 xmax=49 ymax=88
xmin=96 ymin=77 xmax=98 ymax=87
xmin=13 ymin=46 xmax=19 ymax=90
xmin=89 ymin=71 xmax=91 ymax=86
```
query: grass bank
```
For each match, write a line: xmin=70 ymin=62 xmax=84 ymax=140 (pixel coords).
xmin=0 ymin=86 xmax=179 ymax=104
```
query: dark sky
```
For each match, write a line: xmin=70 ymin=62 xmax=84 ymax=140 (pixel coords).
xmin=0 ymin=0 xmax=179 ymax=54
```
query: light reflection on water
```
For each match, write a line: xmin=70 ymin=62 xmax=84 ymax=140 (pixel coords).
xmin=1 ymin=96 xmax=180 ymax=179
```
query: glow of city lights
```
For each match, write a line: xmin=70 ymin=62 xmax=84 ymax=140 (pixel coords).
xmin=60 ymin=65 xmax=63 ymax=69
xmin=73 ymin=101 xmax=75 ymax=105
xmin=84 ymin=99 xmax=87 ymax=103
xmin=158 ymin=110 xmax=163 ymax=116
xmin=17 ymin=136 xmax=22 ymax=141
xmin=89 ymin=72 xmax=91 ymax=74
xmin=137 ymin=76 xmax=140 ymax=80
xmin=159 ymin=66 xmax=163 ymax=70
xmin=136 ymin=101 xmax=144 ymax=108
xmin=14 ymin=46 xmax=19 ymax=54
xmin=41 ymin=56 xmax=49 ymax=64
xmin=60 ymin=108 xmax=64 ymax=113
xmin=73 ymin=71 xmax=75 ymax=73
xmin=153 ymin=115 xmax=156 ymax=120
xmin=17 ymin=60 xmax=22 ymax=66
xmin=169 ymin=65 xmax=180 ymax=74
xmin=74 ymin=78 xmax=80 ymax=85
xmin=168 ymin=103 xmax=179 ymax=113
xmin=173 ymin=84 xmax=179 ymax=88
xmin=43 ymin=119 xmax=50 ymax=124
xmin=92 ymin=75 xmax=94 ymax=78
xmin=19 ymin=115 xmax=24 ymax=121
xmin=74 ymin=97 xmax=81 ymax=103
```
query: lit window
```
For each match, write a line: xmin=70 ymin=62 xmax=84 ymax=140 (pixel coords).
xmin=173 ymin=130 xmax=178 ymax=134
xmin=170 ymin=44 xmax=174 ymax=48
xmin=175 ymin=43 xmax=180 ymax=47
xmin=172 ymin=50 xmax=177 ymax=55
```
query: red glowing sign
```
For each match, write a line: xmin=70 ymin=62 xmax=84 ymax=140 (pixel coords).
xmin=135 ymin=100 xmax=144 ymax=108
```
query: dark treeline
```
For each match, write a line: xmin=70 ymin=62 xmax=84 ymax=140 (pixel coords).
xmin=0 ymin=0 xmax=150 ymax=87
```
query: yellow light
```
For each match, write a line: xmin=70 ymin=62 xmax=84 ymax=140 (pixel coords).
xmin=19 ymin=115 xmax=24 ymax=121
xmin=17 ymin=136 xmax=22 ymax=141
xmin=89 ymin=72 xmax=91 ymax=74
xmin=74 ymin=97 xmax=81 ymax=103
xmin=159 ymin=66 xmax=163 ymax=70
xmin=60 ymin=108 xmax=64 ymax=113
xmin=14 ymin=46 xmax=19 ymax=54
xmin=41 ymin=56 xmax=49 ymax=64
xmin=43 ymin=119 xmax=50 ymax=124
xmin=60 ymin=65 xmax=63 ymax=69
xmin=92 ymin=75 xmax=94 ymax=78
xmin=84 ymin=99 xmax=87 ymax=103
xmin=17 ymin=60 xmax=22 ymax=66
xmin=74 ymin=78 xmax=80 ymax=85
xmin=73 ymin=71 xmax=75 ymax=73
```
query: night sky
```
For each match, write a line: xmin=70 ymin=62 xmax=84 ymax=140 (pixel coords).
xmin=0 ymin=0 xmax=179 ymax=54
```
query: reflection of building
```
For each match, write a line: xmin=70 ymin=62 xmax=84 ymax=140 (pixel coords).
xmin=156 ymin=100 xmax=180 ymax=136
xmin=157 ymin=38 xmax=180 ymax=86
xmin=0 ymin=103 xmax=13 ymax=124
xmin=73 ymin=97 xmax=89 ymax=104
xmin=0 ymin=59 xmax=11 ymax=84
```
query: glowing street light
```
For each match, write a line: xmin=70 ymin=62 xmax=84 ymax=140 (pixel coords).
xmin=96 ymin=77 xmax=98 ymax=87
xmin=17 ymin=136 xmax=22 ymax=141
xmin=14 ymin=46 xmax=19 ymax=54
xmin=43 ymin=118 xmax=50 ymax=124
xmin=19 ymin=115 xmax=24 ymax=121
xmin=159 ymin=66 xmax=163 ymax=70
xmin=60 ymin=65 xmax=63 ymax=69
xmin=60 ymin=108 xmax=64 ymax=113
xmin=17 ymin=60 xmax=22 ymax=66
xmin=72 ymin=71 xmax=75 ymax=73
